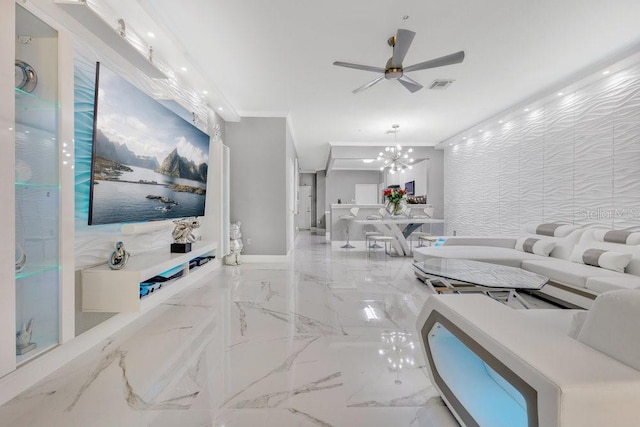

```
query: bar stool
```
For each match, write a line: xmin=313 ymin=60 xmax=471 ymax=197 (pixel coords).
xmin=410 ymin=206 xmax=435 ymax=253
xmin=364 ymin=214 xmax=383 ymax=248
xmin=339 ymin=207 xmax=359 ymax=249
xmin=367 ymin=235 xmax=395 ymax=259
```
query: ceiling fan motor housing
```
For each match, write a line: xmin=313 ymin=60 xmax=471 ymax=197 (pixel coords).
xmin=385 ymin=58 xmax=403 ymax=79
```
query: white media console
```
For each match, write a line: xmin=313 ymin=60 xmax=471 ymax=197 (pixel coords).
xmin=82 ymin=241 xmax=218 ymax=312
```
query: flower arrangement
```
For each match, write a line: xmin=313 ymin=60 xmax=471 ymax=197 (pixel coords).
xmin=384 ymin=188 xmax=407 ymax=215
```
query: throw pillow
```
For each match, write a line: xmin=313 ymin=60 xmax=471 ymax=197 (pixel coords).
xmin=569 ymin=246 xmax=633 ymax=273
xmin=515 ymin=237 xmax=556 ymax=256
xmin=592 ymin=229 xmax=640 ymax=245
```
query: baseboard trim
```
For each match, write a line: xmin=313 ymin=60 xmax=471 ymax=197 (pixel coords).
xmin=241 ymin=255 xmax=290 ymax=263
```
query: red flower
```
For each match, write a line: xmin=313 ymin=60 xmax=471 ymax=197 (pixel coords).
xmin=383 ymin=189 xmax=392 ymax=196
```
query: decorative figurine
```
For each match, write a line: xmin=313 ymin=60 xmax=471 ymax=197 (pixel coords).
xmin=108 ymin=241 xmax=130 ymax=270
xmin=225 ymin=222 xmax=244 ymax=265
xmin=16 ymin=318 xmax=36 ymax=355
xmin=15 ymin=243 xmax=26 ymax=274
xmin=171 ymin=217 xmax=200 ymax=253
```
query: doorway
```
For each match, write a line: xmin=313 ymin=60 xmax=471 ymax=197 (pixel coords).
xmin=296 ymin=186 xmax=312 ymax=230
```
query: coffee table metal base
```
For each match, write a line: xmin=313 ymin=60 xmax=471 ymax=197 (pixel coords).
xmin=415 ymin=269 xmax=533 ymax=309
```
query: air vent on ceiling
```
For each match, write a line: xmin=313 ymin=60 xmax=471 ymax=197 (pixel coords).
xmin=429 ymin=79 xmax=455 ymax=90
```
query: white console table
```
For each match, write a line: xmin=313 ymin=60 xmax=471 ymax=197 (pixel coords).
xmin=82 ymin=241 xmax=218 ymax=313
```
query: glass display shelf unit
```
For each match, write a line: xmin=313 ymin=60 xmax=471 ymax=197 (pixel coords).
xmin=11 ymin=1 xmax=62 ymax=370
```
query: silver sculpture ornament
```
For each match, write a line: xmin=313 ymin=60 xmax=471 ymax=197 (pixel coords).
xmin=172 ymin=217 xmax=200 ymax=243
xmin=16 ymin=318 xmax=36 ymax=355
xmin=15 ymin=243 xmax=26 ymax=273
xmin=108 ymin=241 xmax=130 ymax=270
xmin=225 ymin=222 xmax=244 ymax=265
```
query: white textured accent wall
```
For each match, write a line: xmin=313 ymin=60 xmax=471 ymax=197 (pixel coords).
xmin=445 ymin=63 xmax=640 ymax=235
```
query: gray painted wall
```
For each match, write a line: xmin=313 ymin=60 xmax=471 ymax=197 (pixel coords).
xmin=316 ymin=171 xmax=327 ymax=229
xmin=285 ymin=122 xmax=298 ymax=253
xmin=225 ymin=117 xmax=288 ymax=255
xmin=325 ymin=170 xmax=382 ymax=208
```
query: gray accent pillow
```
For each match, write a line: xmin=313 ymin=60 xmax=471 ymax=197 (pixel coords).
xmin=515 ymin=237 xmax=556 ymax=256
xmin=535 ymin=223 xmax=562 ymax=236
xmin=569 ymin=245 xmax=633 ymax=273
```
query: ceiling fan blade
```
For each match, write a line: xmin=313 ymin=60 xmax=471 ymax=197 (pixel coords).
xmin=390 ymin=29 xmax=416 ymax=68
xmin=353 ymin=75 xmax=385 ymax=94
xmin=403 ymin=50 xmax=465 ymax=72
xmin=398 ymin=75 xmax=423 ymax=93
xmin=333 ymin=61 xmax=385 ymax=73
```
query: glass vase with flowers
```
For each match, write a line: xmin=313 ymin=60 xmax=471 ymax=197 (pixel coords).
xmin=384 ymin=188 xmax=407 ymax=216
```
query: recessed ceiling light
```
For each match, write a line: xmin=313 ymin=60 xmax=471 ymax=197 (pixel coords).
xmin=147 ymin=32 xmax=155 ymax=38
xmin=218 ymin=107 xmax=223 ymax=111
xmin=462 ymin=137 xmax=467 ymax=140
xmin=498 ymin=120 xmax=503 ymax=124
xmin=524 ymin=108 xmax=530 ymax=112
xmin=603 ymin=70 xmax=611 ymax=75
xmin=478 ymin=129 xmax=483 ymax=133
xmin=557 ymin=92 xmax=564 ymax=96
xmin=180 ymin=66 xmax=188 ymax=72
xmin=202 ymin=90 xmax=208 ymax=95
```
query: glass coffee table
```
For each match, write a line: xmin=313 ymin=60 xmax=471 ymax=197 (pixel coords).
xmin=413 ymin=258 xmax=549 ymax=309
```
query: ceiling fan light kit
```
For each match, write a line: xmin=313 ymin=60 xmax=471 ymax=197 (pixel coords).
xmin=333 ymin=29 xmax=464 ymax=94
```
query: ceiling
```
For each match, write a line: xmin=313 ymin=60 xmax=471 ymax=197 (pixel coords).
xmin=88 ymin=1 xmax=640 ymax=170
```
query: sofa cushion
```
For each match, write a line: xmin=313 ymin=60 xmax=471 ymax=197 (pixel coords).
xmin=577 ymin=289 xmax=640 ymax=371
xmin=521 ymin=258 xmax=627 ymax=288
xmin=413 ymin=246 xmax=543 ymax=267
xmin=585 ymin=276 xmax=640 ymax=293
xmin=515 ymin=237 xmax=556 ymax=256
xmin=569 ymin=245 xmax=633 ymax=273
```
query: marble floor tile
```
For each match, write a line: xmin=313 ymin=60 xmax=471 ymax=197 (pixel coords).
xmin=0 ymin=233 xmax=456 ymax=426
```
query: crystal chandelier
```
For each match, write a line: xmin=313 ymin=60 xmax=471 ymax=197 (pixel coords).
xmin=378 ymin=124 xmax=414 ymax=174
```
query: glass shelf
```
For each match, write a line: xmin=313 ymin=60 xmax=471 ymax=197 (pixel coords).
xmin=15 ymin=88 xmax=60 ymax=112
xmin=15 ymin=182 xmax=61 ymax=189
xmin=16 ymin=265 xmax=60 ymax=280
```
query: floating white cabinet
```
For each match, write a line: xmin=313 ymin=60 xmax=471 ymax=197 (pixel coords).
xmin=82 ymin=241 xmax=217 ymax=312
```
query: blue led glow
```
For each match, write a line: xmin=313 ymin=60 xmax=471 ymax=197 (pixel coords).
xmin=429 ymin=324 xmax=528 ymax=427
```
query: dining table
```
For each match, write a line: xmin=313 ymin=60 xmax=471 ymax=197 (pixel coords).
xmin=353 ymin=217 xmax=445 ymax=256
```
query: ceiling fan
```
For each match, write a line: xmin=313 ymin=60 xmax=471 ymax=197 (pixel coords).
xmin=333 ymin=29 xmax=465 ymax=94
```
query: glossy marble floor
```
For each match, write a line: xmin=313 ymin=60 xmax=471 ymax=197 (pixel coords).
xmin=1 ymin=233 xmax=473 ymax=426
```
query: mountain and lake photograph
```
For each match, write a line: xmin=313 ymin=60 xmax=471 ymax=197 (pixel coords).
xmin=89 ymin=63 xmax=210 ymax=225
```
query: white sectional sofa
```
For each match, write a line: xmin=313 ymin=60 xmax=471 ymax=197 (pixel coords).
xmin=414 ymin=224 xmax=640 ymax=308
xmin=416 ymin=289 xmax=640 ymax=427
